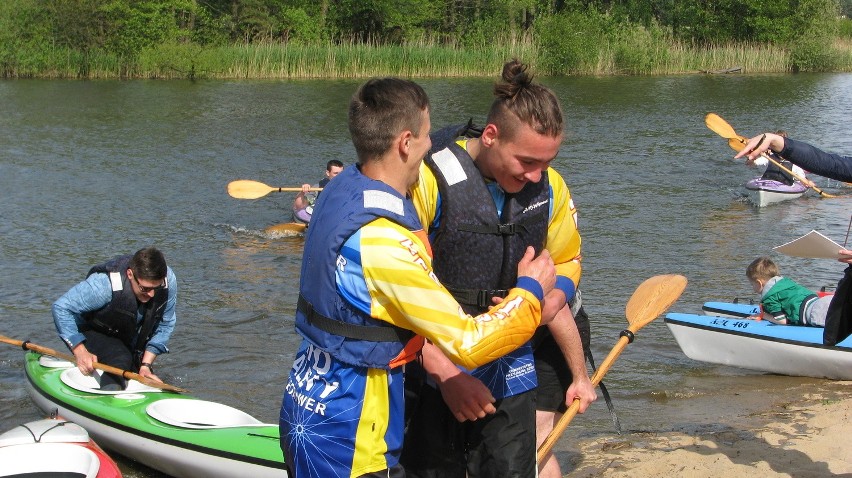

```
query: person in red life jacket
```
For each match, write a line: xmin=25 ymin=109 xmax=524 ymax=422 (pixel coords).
xmin=278 ymin=77 xmax=558 ymax=478
xmin=52 ymin=247 xmax=177 ymax=390
xmin=401 ymin=59 xmax=596 ymax=478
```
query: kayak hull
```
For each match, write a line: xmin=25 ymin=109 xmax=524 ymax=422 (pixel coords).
xmin=744 ymin=178 xmax=807 ymax=207
xmin=24 ymin=353 xmax=288 ymax=478
xmin=665 ymin=311 xmax=852 ymax=380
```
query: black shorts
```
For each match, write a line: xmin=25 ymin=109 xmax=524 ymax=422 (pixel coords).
xmin=402 ymin=361 xmax=537 ymax=478
xmin=533 ymin=306 xmax=590 ymax=413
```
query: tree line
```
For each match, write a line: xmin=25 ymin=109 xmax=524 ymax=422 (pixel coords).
xmin=1 ymin=0 xmax=850 ymax=77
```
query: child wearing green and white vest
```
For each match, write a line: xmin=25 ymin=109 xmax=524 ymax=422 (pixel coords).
xmin=746 ymin=256 xmax=833 ymax=326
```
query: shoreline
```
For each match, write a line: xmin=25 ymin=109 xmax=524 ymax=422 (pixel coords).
xmin=556 ymin=380 xmax=852 ymax=477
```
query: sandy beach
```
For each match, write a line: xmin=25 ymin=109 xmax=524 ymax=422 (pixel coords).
xmin=555 ymin=380 xmax=852 ymax=477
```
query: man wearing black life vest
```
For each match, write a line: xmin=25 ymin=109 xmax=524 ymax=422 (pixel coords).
xmin=401 ymin=60 xmax=597 ymax=478
xmin=53 ymin=247 xmax=177 ymax=390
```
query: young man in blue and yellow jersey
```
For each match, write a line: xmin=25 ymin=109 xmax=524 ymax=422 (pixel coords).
xmin=400 ymin=60 xmax=597 ymax=478
xmin=278 ymin=77 xmax=560 ymax=478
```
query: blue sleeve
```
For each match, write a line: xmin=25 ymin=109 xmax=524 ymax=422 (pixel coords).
xmin=146 ymin=267 xmax=178 ymax=355
xmin=781 ymin=138 xmax=852 ymax=183
xmin=52 ymin=274 xmax=112 ymax=350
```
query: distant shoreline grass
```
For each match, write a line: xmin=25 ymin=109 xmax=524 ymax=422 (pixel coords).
xmin=5 ymin=37 xmax=852 ymax=80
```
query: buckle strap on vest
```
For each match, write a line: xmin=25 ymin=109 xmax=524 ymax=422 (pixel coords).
xmin=297 ymin=294 xmax=413 ymax=343
xmin=445 ymin=286 xmax=509 ymax=309
xmin=458 ymin=222 xmax=523 ymax=236
xmin=456 ymin=206 xmax=547 ymax=236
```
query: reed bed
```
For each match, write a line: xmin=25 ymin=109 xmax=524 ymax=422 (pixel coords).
xmin=6 ymin=37 xmax=852 ymax=79
xmin=135 ymin=39 xmax=539 ymax=79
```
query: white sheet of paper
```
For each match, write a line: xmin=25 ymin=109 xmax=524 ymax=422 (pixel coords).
xmin=773 ymin=230 xmax=844 ymax=259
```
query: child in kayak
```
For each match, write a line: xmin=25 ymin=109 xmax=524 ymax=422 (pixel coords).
xmin=746 ymin=256 xmax=832 ymax=326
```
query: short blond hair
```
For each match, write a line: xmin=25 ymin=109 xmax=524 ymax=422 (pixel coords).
xmin=746 ymin=256 xmax=778 ymax=282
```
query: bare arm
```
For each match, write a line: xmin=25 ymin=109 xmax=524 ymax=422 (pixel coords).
xmin=419 ymin=342 xmax=496 ymax=422
xmin=546 ymin=303 xmax=596 ymax=413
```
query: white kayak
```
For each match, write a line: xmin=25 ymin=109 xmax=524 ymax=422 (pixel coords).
xmin=0 ymin=417 xmax=123 ymax=478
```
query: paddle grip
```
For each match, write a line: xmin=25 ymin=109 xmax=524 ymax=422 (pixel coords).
xmin=21 ymin=340 xmax=30 ymax=351
xmin=619 ymin=330 xmax=635 ymax=343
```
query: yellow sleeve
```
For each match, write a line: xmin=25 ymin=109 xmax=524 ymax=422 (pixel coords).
xmin=359 ymin=218 xmax=542 ymax=370
xmin=547 ymin=169 xmax=582 ymax=286
xmin=410 ymin=162 xmax=440 ymax=233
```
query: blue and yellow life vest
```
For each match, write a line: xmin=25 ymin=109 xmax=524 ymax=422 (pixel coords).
xmin=294 ymin=165 xmax=424 ymax=370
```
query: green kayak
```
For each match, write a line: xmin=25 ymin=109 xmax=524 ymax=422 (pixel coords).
xmin=23 ymin=352 xmax=288 ymax=478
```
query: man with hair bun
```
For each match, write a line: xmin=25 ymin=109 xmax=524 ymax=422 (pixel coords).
xmin=401 ymin=59 xmax=596 ymax=478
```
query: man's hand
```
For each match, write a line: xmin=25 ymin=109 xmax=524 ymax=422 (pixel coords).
xmin=138 ymin=366 xmax=163 ymax=383
xmin=71 ymin=343 xmax=97 ymax=375
xmin=436 ymin=369 xmax=496 ymax=422
xmin=517 ymin=246 xmax=555 ymax=298
xmin=565 ymin=375 xmax=597 ymax=414
xmin=839 ymin=249 xmax=852 ymax=265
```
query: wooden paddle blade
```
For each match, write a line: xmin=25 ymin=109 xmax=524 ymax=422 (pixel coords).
xmin=625 ymin=274 xmax=687 ymax=330
xmin=537 ymin=274 xmax=687 ymax=462
xmin=227 ymin=180 xmax=274 ymax=199
xmin=705 ymin=112 xmax=738 ymax=139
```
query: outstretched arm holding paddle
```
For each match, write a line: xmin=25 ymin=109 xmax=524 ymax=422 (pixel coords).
xmin=704 ymin=113 xmax=837 ymax=198
xmin=735 ymin=131 xmax=852 ymax=184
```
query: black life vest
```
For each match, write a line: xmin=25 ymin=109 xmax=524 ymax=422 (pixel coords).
xmin=82 ymin=255 xmax=168 ymax=362
xmin=425 ymin=122 xmax=549 ymax=313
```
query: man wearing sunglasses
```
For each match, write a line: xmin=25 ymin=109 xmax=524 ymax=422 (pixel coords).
xmin=53 ymin=246 xmax=177 ymax=390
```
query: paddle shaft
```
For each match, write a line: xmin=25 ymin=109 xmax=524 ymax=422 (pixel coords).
xmin=270 ymin=187 xmax=321 ymax=192
xmin=537 ymin=332 xmax=631 ymax=461
xmin=0 ymin=335 xmax=187 ymax=393
xmin=755 ymin=148 xmax=835 ymax=198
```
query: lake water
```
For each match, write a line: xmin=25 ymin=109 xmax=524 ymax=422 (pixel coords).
xmin=1 ymin=73 xmax=850 ymax=476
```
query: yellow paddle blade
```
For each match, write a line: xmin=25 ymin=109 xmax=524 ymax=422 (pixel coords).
xmin=227 ymin=180 xmax=275 ymax=199
xmin=705 ymin=112 xmax=738 ymax=139
xmin=625 ymin=274 xmax=688 ymax=330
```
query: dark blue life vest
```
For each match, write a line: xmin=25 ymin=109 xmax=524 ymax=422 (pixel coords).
xmin=295 ymin=165 xmax=423 ymax=369
xmin=425 ymin=123 xmax=550 ymax=313
xmin=82 ymin=255 xmax=167 ymax=361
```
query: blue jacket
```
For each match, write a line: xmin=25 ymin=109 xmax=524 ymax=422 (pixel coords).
xmin=781 ymin=138 xmax=852 ymax=183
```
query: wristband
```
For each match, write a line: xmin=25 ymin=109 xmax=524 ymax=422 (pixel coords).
xmin=140 ymin=362 xmax=154 ymax=373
